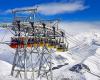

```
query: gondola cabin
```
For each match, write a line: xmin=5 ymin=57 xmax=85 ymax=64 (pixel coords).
xmin=10 ymin=37 xmax=54 ymax=48
xmin=10 ymin=37 xmax=26 ymax=48
xmin=10 ymin=37 xmax=68 ymax=52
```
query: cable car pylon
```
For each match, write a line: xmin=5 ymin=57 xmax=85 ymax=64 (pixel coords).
xmin=9 ymin=8 xmax=68 ymax=80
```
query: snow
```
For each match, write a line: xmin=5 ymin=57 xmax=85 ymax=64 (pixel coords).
xmin=0 ymin=76 xmax=21 ymax=80
xmin=0 ymin=27 xmax=100 ymax=80
xmin=71 ymin=32 xmax=100 ymax=80
xmin=0 ymin=60 xmax=12 ymax=75
xmin=0 ymin=60 xmax=21 ymax=80
xmin=0 ymin=44 xmax=15 ymax=64
xmin=84 ymin=72 xmax=99 ymax=80
xmin=0 ymin=27 xmax=14 ymax=42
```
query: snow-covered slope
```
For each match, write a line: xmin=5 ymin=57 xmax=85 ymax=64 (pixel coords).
xmin=0 ymin=60 xmax=12 ymax=75
xmin=69 ymin=32 xmax=100 ymax=80
xmin=0 ymin=27 xmax=100 ymax=80
xmin=0 ymin=60 xmax=22 ymax=80
xmin=69 ymin=32 xmax=100 ymax=61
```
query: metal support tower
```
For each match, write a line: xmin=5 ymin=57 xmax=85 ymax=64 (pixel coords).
xmin=10 ymin=8 xmax=68 ymax=80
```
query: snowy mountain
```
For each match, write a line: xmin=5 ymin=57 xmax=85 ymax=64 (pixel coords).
xmin=69 ymin=32 xmax=100 ymax=80
xmin=0 ymin=27 xmax=100 ymax=80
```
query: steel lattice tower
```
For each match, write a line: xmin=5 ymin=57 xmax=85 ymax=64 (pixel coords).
xmin=10 ymin=8 xmax=68 ymax=80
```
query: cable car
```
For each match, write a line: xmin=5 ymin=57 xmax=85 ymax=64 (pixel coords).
xmin=27 ymin=37 xmax=34 ymax=47
xmin=10 ymin=37 xmax=24 ymax=48
xmin=39 ymin=38 xmax=45 ymax=47
xmin=56 ymin=43 xmax=65 ymax=52
xmin=10 ymin=37 xmax=49 ymax=48
xmin=48 ymin=38 xmax=56 ymax=48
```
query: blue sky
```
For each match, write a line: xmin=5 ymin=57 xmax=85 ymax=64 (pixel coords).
xmin=0 ymin=0 xmax=100 ymax=34
xmin=0 ymin=0 xmax=100 ymax=21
